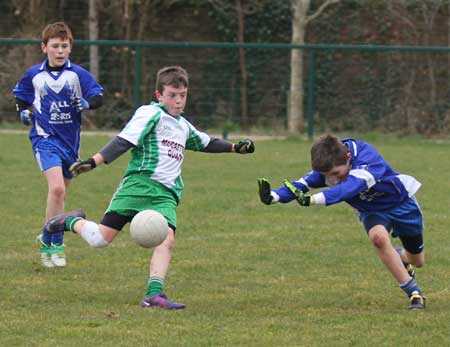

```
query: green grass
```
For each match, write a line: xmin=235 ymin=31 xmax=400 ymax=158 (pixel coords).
xmin=1 ymin=132 xmax=450 ymax=346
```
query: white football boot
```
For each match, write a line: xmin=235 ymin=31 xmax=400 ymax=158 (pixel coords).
xmin=36 ymin=234 xmax=55 ymax=268
xmin=51 ymin=243 xmax=67 ymax=267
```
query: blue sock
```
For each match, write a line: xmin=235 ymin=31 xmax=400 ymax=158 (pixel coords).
xmin=41 ymin=226 xmax=52 ymax=245
xmin=51 ymin=231 xmax=64 ymax=245
xmin=400 ymin=277 xmax=421 ymax=297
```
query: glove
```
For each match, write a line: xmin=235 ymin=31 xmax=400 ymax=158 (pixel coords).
xmin=19 ymin=110 xmax=33 ymax=126
xmin=258 ymin=178 xmax=274 ymax=205
xmin=69 ymin=158 xmax=96 ymax=177
xmin=72 ymin=96 xmax=90 ymax=112
xmin=234 ymin=139 xmax=255 ymax=154
xmin=283 ymin=179 xmax=311 ymax=206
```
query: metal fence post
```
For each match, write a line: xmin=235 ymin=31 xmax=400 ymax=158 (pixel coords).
xmin=134 ymin=45 xmax=142 ymax=108
xmin=306 ymin=49 xmax=316 ymax=141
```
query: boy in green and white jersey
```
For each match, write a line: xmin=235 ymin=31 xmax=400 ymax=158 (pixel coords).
xmin=45 ymin=66 xmax=255 ymax=309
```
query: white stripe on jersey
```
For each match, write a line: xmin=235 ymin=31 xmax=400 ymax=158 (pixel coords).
xmin=397 ymin=174 xmax=421 ymax=197
xmin=349 ymin=169 xmax=376 ymax=189
xmin=297 ymin=177 xmax=310 ymax=189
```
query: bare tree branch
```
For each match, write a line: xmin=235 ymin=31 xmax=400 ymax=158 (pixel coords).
xmin=305 ymin=0 xmax=340 ymax=25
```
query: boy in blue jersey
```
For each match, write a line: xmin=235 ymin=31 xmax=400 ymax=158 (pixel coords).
xmin=13 ymin=22 xmax=104 ymax=267
xmin=258 ymin=134 xmax=426 ymax=310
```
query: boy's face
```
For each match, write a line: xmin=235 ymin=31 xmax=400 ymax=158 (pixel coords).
xmin=41 ymin=37 xmax=72 ymax=67
xmin=320 ymin=153 xmax=351 ymax=185
xmin=155 ymin=85 xmax=187 ymax=116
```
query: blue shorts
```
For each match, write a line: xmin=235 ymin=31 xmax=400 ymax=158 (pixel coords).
xmin=33 ymin=137 xmax=78 ymax=179
xmin=359 ymin=197 xmax=424 ymax=254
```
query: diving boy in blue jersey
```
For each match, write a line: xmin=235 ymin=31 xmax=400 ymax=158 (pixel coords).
xmin=13 ymin=22 xmax=104 ymax=267
xmin=258 ymin=134 xmax=426 ymax=310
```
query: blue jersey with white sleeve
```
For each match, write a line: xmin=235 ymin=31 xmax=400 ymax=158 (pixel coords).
xmin=273 ymin=138 xmax=421 ymax=212
xmin=13 ymin=59 xmax=103 ymax=157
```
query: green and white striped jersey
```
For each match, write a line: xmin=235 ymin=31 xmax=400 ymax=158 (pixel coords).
xmin=117 ymin=102 xmax=210 ymax=201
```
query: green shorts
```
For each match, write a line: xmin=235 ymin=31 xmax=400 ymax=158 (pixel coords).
xmin=105 ymin=174 xmax=178 ymax=228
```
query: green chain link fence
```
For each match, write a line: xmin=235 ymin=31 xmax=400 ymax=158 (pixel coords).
xmin=2 ymin=39 xmax=450 ymax=138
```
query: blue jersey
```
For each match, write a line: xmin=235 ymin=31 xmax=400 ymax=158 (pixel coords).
xmin=13 ymin=59 xmax=103 ymax=157
xmin=274 ymin=138 xmax=421 ymax=212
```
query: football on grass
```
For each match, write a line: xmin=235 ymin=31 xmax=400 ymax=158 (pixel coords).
xmin=130 ymin=210 xmax=168 ymax=248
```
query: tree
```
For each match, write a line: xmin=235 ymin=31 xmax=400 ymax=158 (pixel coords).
xmin=208 ymin=0 xmax=267 ymax=131
xmin=89 ymin=0 xmax=99 ymax=79
xmin=387 ymin=0 xmax=445 ymax=134
xmin=288 ymin=0 xmax=339 ymax=133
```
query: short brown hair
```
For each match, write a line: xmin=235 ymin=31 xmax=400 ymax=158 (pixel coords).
xmin=311 ymin=134 xmax=349 ymax=172
xmin=41 ymin=22 xmax=73 ymax=45
xmin=155 ymin=66 xmax=189 ymax=93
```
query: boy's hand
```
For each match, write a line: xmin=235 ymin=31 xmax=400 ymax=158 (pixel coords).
xmin=283 ymin=179 xmax=311 ymax=206
xmin=235 ymin=139 xmax=255 ymax=154
xmin=72 ymin=97 xmax=90 ymax=112
xmin=258 ymin=178 xmax=274 ymax=205
xmin=70 ymin=158 xmax=96 ymax=177
xmin=19 ymin=110 xmax=33 ymax=126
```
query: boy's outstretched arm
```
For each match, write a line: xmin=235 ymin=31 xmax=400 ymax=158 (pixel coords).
xmin=258 ymin=178 xmax=313 ymax=205
xmin=202 ymin=138 xmax=255 ymax=154
xmin=70 ymin=136 xmax=134 ymax=177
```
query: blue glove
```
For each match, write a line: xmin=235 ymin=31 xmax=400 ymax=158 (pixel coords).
xmin=19 ymin=110 xmax=33 ymax=126
xmin=72 ymin=97 xmax=90 ymax=112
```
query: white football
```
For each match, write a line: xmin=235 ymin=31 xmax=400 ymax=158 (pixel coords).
xmin=130 ymin=210 xmax=168 ymax=248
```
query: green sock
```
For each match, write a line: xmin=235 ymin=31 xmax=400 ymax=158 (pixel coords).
xmin=146 ymin=276 xmax=164 ymax=297
xmin=65 ymin=216 xmax=83 ymax=232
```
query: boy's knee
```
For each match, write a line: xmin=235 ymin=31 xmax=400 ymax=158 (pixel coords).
xmin=368 ymin=227 xmax=390 ymax=249
xmin=158 ymin=228 xmax=175 ymax=250
xmin=415 ymin=260 xmax=425 ymax=268
xmin=81 ymin=221 xmax=110 ymax=248
xmin=49 ymin=184 xmax=66 ymax=199
xmin=408 ymin=254 xmax=425 ymax=268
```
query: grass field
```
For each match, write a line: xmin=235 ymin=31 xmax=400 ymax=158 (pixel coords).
xmin=1 ymin=132 xmax=450 ymax=347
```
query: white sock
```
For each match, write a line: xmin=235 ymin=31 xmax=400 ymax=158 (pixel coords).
xmin=80 ymin=221 xmax=109 ymax=248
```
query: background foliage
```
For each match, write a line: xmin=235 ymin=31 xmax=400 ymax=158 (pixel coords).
xmin=1 ymin=0 xmax=450 ymax=135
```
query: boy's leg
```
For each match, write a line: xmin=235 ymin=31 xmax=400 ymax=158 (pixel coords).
xmin=36 ymin=159 xmax=67 ymax=267
xmin=368 ymin=225 xmax=425 ymax=309
xmin=44 ymin=166 xmax=68 ymax=220
xmin=149 ymin=227 xmax=175 ymax=280
xmin=47 ymin=212 xmax=119 ymax=247
xmin=393 ymin=196 xmax=425 ymax=272
xmin=404 ymin=250 xmax=425 ymax=268
xmin=48 ymin=173 xmax=72 ymax=267
xmin=395 ymin=247 xmax=415 ymax=278
xmin=141 ymin=227 xmax=185 ymax=309
xmin=398 ymin=233 xmax=425 ymax=268
xmin=368 ymin=225 xmax=410 ymax=284
xmin=100 ymin=175 xmax=184 ymax=309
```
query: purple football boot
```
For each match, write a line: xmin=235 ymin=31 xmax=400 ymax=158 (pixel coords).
xmin=141 ymin=294 xmax=186 ymax=310
xmin=45 ymin=209 xmax=86 ymax=233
